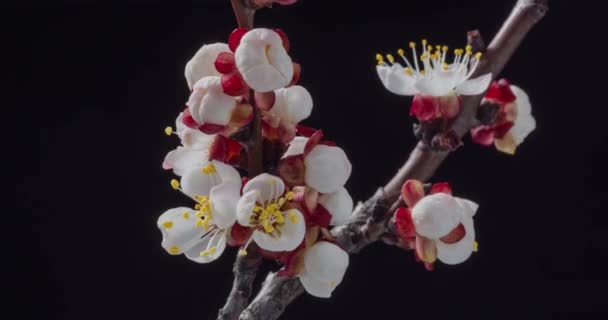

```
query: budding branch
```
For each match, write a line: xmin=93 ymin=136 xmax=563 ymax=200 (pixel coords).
xmin=217 ymin=1 xmax=549 ymax=319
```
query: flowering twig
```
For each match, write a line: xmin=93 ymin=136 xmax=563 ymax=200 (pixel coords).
xmin=217 ymin=2 xmax=262 ymax=319
xmin=234 ymin=1 xmax=548 ymax=319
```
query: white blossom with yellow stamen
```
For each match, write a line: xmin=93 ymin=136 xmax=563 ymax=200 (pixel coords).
xmin=376 ymin=40 xmax=492 ymax=97
xmin=157 ymin=161 xmax=241 ymax=263
xmin=236 ymin=173 xmax=306 ymax=252
xmin=163 ymin=112 xmax=216 ymax=176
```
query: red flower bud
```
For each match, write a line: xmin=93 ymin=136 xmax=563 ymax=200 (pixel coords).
xmin=228 ymin=27 xmax=249 ymax=52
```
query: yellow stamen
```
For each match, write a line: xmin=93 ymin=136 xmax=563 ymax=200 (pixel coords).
xmin=238 ymin=249 xmax=248 ymax=256
xmin=473 ymin=241 xmax=479 ymax=252
xmin=285 ymin=192 xmax=295 ymax=200
xmin=208 ymin=247 xmax=217 ymax=254
xmin=170 ymin=179 xmax=180 ymax=190
xmin=475 ymin=52 xmax=483 ymax=60
xmin=386 ymin=54 xmax=395 ymax=64
xmin=442 ymin=45 xmax=448 ymax=52
xmin=375 ymin=53 xmax=384 ymax=65
xmin=164 ymin=126 xmax=173 ymax=136
xmin=201 ymin=163 xmax=216 ymax=174
xmin=162 ymin=221 xmax=173 ymax=230
xmin=422 ymin=39 xmax=427 ymax=46
xmin=397 ymin=48 xmax=405 ymax=56
xmin=182 ymin=211 xmax=190 ymax=219
xmin=405 ymin=67 xmax=414 ymax=75
xmin=409 ymin=41 xmax=416 ymax=49
xmin=288 ymin=211 xmax=299 ymax=224
xmin=169 ymin=246 xmax=180 ymax=255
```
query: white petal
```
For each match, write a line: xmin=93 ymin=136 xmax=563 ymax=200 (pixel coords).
xmin=510 ymin=85 xmax=536 ymax=144
xmin=157 ymin=207 xmax=206 ymax=255
xmin=212 ymin=160 xmax=242 ymax=185
xmin=185 ymin=43 xmax=230 ymax=90
xmin=235 ymin=29 xmax=293 ymax=92
xmin=182 ymin=129 xmax=214 ymax=150
xmin=200 ymin=91 xmax=237 ymax=126
xmin=184 ymin=230 xmax=227 ymax=263
xmin=180 ymin=164 xmax=217 ymax=199
xmin=210 ymin=182 xmax=240 ymax=229
xmin=240 ymin=64 xmax=290 ymax=93
xmin=411 ymin=193 xmax=462 ymax=239
xmin=414 ymin=76 xmax=453 ymax=96
xmin=282 ymin=136 xmax=307 ymax=158
xmin=252 ymin=209 xmax=305 ymax=252
xmin=510 ymin=85 xmax=532 ymax=115
xmin=455 ymin=73 xmax=493 ymax=95
xmin=299 ymin=269 xmax=333 ymax=298
xmin=187 ymin=77 xmax=219 ymax=124
xmin=318 ymin=187 xmax=353 ymax=226
xmin=275 ymin=86 xmax=313 ymax=124
xmin=299 ymin=241 xmax=348 ymax=298
xmin=375 ymin=64 xmax=419 ymax=96
xmin=304 ymin=241 xmax=349 ymax=282
xmin=455 ymin=197 xmax=479 ymax=218
xmin=242 ymin=173 xmax=285 ymax=204
xmin=236 ymin=190 xmax=260 ymax=227
xmin=304 ymin=145 xmax=352 ymax=194
xmin=436 ymin=213 xmax=475 ymax=265
xmin=511 ymin=114 xmax=536 ymax=145
xmin=163 ymin=147 xmax=207 ymax=176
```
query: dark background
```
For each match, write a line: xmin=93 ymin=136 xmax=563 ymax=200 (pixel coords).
xmin=7 ymin=0 xmax=607 ymax=319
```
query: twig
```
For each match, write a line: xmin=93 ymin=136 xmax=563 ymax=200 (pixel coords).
xmin=217 ymin=2 xmax=263 ymax=319
xmin=236 ymin=1 xmax=549 ymax=319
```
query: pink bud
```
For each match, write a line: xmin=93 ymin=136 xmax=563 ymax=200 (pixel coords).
xmin=484 ymin=79 xmax=516 ymax=104
xmin=411 ymin=95 xmax=439 ymax=122
xmin=228 ymin=27 xmax=249 ymax=52
xmin=214 ymin=52 xmax=236 ymax=74
xmin=401 ymin=179 xmax=425 ymax=208
xmin=221 ymin=73 xmax=248 ymax=96
xmin=394 ymin=207 xmax=416 ymax=240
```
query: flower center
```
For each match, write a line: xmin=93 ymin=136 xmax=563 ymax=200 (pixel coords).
xmin=194 ymin=194 xmax=213 ymax=230
xmin=376 ymin=39 xmax=483 ymax=82
xmin=250 ymin=191 xmax=296 ymax=237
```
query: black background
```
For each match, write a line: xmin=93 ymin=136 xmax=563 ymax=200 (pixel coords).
xmin=7 ymin=0 xmax=608 ymax=319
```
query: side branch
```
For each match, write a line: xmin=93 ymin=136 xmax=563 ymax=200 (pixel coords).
xmin=237 ymin=1 xmax=548 ymax=319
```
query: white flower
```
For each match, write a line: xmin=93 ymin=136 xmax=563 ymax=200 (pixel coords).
xmin=264 ymin=85 xmax=313 ymax=129
xmin=283 ymin=137 xmax=352 ymax=194
xmin=157 ymin=162 xmax=241 ymax=263
xmin=376 ymin=40 xmax=492 ymax=97
xmin=185 ymin=43 xmax=230 ymax=90
xmin=318 ymin=187 xmax=353 ymax=226
xmin=236 ymin=173 xmax=306 ymax=252
xmin=187 ymin=76 xmax=237 ymax=127
xmin=163 ymin=113 xmax=215 ymax=176
xmin=298 ymin=241 xmax=349 ymax=298
xmin=235 ymin=28 xmax=294 ymax=92
xmin=411 ymin=193 xmax=478 ymax=265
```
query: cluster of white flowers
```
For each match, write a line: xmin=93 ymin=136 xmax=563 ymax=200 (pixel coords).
xmin=158 ymin=28 xmax=351 ymax=298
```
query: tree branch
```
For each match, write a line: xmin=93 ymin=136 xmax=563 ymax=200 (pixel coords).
xmin=236 ymin=1 xmax=549 ymax=319
xmin=217 ymin=2 xmax=262 ymax=320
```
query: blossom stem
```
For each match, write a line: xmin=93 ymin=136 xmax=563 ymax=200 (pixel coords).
xmin=217 ymin=3 xmax=264 ymax=320
xmin=230 ymin=0 xmax=255 ymax=28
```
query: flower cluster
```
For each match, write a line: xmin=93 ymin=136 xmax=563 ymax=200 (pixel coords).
xmin=158 ymin=28 xmax=350 ymax=298
xmin=393 ymin=179 xmax=478 ymax=270
xmin=375 ymin=39 xmax=536 ymax=154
